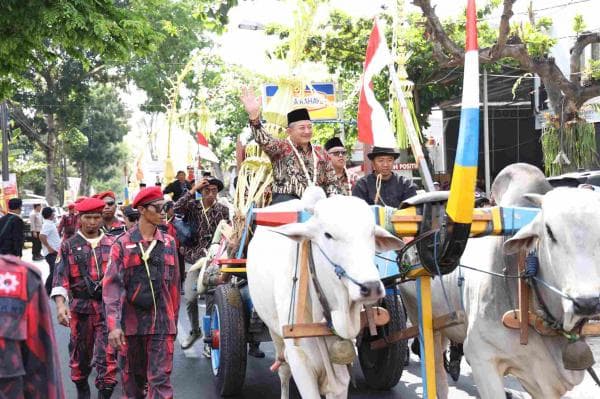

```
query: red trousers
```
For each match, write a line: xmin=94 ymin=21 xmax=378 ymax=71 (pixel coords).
xmin=69 ymin=311 xmax=118 ymax=389
xmin=120 ymin=335 xmax=175 ymax=399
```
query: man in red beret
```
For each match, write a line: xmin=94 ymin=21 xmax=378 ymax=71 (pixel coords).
xmin=0 ymin=255 xmax=65 ymax=398
xmin=58 ymin=203 xmax=78 ymax=241
xmin=96 ymin=191 xmax=126 ymax=237
xmin=50 ymin=197 xmax=118 ymax=399
xmin=104 ymin=187 xmax=180 ymax=398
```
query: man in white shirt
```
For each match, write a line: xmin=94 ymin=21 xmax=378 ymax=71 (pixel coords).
xmin=30 ymin=203 xmax=44 ymax=260
xmin=40 ymin=207 xmax=61 ymax=295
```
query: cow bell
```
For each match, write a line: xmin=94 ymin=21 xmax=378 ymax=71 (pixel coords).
xmin=329 ymin=338 xmax=356 ymax=365
xmin=562 ymin=339 xmax=595 ymax=370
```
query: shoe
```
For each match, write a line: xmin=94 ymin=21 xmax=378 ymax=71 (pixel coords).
xmin=75 ymin=381 xmax=90 ymax=399
xmin=181 ymin=329 xmax=202 ymax=349
xmin=203 ymin=343 xmax=211 ymax=358
xmin=248 ymin=342 xmax=265 ymax=358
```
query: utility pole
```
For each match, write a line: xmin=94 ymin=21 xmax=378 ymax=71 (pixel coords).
xmin=1 ymin=101 xmax=9 ymax=182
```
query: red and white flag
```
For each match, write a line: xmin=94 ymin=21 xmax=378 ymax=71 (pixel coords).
xmin=357 ymin=19 xmax=397 ymax=148
xmin=196 ymin=131 xmax=219 ymax=163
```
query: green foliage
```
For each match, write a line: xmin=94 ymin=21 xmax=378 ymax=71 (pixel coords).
xmin=587 ymin=59 xmax=600 ymax=81
xmin=573 ymin=14 xmax=586 ymax=35
xmin=72 ymin=84 xmax=130 ymax=195
xmin=0 ymin=0 xmax=162 ymax=99
xmin=513 ymin=22 xmax=557 ymax=58
xmin=59 ymin=128 xmax=88 ymax=158
xmin=126 ymin=0 xmax=228 ymax=113
xmin=541 ymin=116 xmax=598 ymax=175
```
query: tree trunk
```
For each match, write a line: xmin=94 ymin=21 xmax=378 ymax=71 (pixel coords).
xmin=45 ymin=113 xmax=58 ymax=205
xmin=79 ymin=161 xmax=90 ymax=196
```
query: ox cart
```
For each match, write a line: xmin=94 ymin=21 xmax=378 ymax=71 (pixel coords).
xmin=200 ymin=206 xmax=409 ymax=396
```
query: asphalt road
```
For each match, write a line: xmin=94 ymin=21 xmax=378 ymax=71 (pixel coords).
xmin=22 ymin=247 xmax=600 ymax=398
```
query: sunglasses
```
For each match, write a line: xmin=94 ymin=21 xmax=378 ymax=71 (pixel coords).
xmin=104 ymin=200 xmax=116 ymax=206
xmin=328 ymin=151 xmax=347 ymax=157
xmin=145 ymin=202 xmax=167 ymax=212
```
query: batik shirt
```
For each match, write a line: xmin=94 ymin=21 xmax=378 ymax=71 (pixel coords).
xmin=51 ymin=232 xmax=112 ymax=315
xmin=103 ymin=225 xmax=180 ymax=336
xmin=250 ymin=119 xmax=341 ymax=198
xmin=0 ymin=255 xmax=65 ymax=399
xmin=174 ymin=191 xmax=230 ymax=264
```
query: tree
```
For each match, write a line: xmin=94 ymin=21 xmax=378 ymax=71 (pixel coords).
xmin=69 ymin=85 xmax=130 ymax=196
xmin=413 ymin=0 xmax=600 ymax=120
xmin=10 ymin=55 xmax=104 ymax=204
xmin=0 ymin=0 xmax=161 ymax=99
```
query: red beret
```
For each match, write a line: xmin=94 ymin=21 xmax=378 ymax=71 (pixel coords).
xmin=75 ymin=197 xmax=106 ymax=214
xmin=67 ymin=203 xmax=76 ymax=209
xmin=96 ymin=191 xmax=116 ymax=200
xmin=133 ymin=187 xmax=163 ymax=208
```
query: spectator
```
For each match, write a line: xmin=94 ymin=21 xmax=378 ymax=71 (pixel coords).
xmin=30 ymin=203 xmax=43 ymax=260
xmin=0 ymin=198 xmax=25 ymax=257
xmin=58 ymin=203 xmax=78 ymax=240
xmin=40 ymin=207 xmax=61 ymax=295
xmin=122 ymin=205 xmax=139 ymax=230
xmin=174 ymin=177 xmax=229 ymax=350
xmin=163 ymin=170 xmax=192 ymax=202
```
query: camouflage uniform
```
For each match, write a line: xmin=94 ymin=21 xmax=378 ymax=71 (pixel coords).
xmin=51 ymin=233 xmax=118 ymax=393
xmin=103 ymin=225 xmax=180 ymax=399
xmin=0 ymin=255 xmax=65 ymax=399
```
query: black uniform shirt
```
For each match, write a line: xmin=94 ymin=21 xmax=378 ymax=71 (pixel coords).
xmin=352 ymin=173 xmax=417 ymax=209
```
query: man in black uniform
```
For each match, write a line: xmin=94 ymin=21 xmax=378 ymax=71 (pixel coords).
xmin=352 ymin=147 xmax=417 ymax=208
xmin=0 ymin=198 xmax=25 ymax=257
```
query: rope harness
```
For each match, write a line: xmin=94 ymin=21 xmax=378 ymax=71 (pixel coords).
xmin=287 ymin=240 xmax=370 ymax=330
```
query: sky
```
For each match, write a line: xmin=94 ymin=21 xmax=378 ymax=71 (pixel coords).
xmin=217 ymin=0 xmax=460 ymax=76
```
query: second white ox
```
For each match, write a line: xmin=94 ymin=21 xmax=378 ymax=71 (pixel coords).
xmin=402 ymin=163 xmax=600 ymax=398
xmin=246 ymin=188 xmax=404 ymax=398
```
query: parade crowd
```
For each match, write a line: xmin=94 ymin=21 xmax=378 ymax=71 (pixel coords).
xmin=0 ymin=89 xmax=422 ymax=399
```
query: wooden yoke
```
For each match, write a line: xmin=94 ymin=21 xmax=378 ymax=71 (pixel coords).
xmin=281 ymin=240 xmax=390 ymax=342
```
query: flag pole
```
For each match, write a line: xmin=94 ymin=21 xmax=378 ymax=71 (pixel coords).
xmin=387 ymin=61 xmax=435 ymax=191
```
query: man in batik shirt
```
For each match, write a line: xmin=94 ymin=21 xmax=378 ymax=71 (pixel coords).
xmin=104 ymin=187 xmax=180 ymax=399
xmin=0 ymin=254 xmax=65 ymax=399
xmin=174 ymin=177 xmax=229 ymax=349
xmin=240 ymin=87 xmax=341 ymax=204
xmin=51 ymin=197 xmax=118 ymax=399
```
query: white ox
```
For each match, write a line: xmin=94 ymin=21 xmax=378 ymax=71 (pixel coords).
xmin=246 ymin=188 xmax=404 ymax=398
xmin=402 ymin=163 xmax=600 ymax=398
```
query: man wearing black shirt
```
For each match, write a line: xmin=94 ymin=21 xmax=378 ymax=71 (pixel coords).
xmin=163 ymin=170 xmax=192 ymax=202
xmin=0 ymin=198 xmax=25 ymax=257
xmin=352 ymin=147 xmax=417 ymax=208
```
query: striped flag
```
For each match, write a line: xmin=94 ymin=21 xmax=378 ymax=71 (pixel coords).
xmin=357 ymin=19 xmax=397 ymax=148
xmin=195 ymin=131 xmax=219 ymax=163
xmin=446 ymin=0 xmax=480 ymax=224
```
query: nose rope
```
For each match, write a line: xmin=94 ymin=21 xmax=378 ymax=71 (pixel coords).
xmin=311 ymin=241 xmax=368 ymax=291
